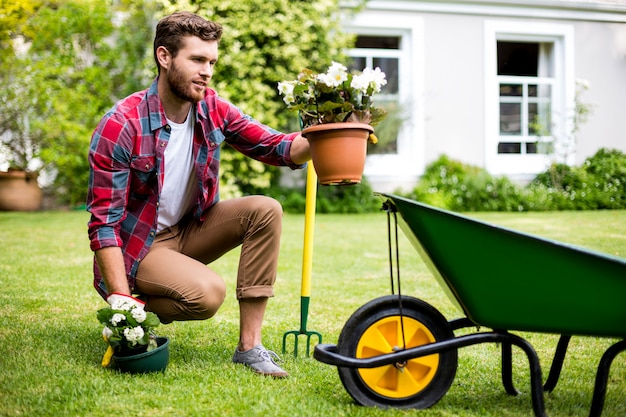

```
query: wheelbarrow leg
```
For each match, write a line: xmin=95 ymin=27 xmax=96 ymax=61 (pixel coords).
xmin=543 ymin=335 xmax=571 ymax=392
xmin=588 ymin=339 xmax=626 ymax=417
xmin=282 ymin=163 xmax=322 ymax=357
xmin=498 ymin=331 xmax=547 ymax=417
xmin=505 ymin=332 xmax=547 ymax=417
xmin=502 ymin=334 xmax=572 ymax=395
xmin=501 ymin=337 xmax=520 ymax=395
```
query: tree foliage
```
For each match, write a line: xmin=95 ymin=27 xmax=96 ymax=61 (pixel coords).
xmin=0 ymin=0 xmax=357 ymax=206
xmin=0 ymin=0 xmax=156 ymax=205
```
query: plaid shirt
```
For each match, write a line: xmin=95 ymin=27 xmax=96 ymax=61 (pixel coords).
xmin=87 ymin=79 xmax=303 ymax=299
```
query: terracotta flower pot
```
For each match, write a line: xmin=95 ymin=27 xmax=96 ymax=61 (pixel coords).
xmin=0 ymin=170 xmax=42 ymax=211
xmin=302 ymin=122 xmax=374 ymax=185
xmin=113 ymin=337 xmax=170 ymax=374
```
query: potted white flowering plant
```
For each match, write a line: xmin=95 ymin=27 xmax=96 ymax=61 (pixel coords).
xmin=97 ymin=297 xmax=169 ymax=373
xmin=278 ymin=62 xmax=388 ymax=185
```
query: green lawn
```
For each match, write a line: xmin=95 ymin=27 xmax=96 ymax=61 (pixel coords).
xmin=0 ymin=207 xmax=625 ymax=417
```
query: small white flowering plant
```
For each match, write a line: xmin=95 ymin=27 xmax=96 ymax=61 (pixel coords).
xmin=278 ymin=62 xmax=388 ymax=133
xmin=97 ymin=298 xmax=161 ymax=353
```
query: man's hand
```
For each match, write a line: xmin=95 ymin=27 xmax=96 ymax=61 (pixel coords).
xmin=106 ymin=292 xmax=145 ymax=310
xmin=290 ymin=134 xmax=311 ymax=165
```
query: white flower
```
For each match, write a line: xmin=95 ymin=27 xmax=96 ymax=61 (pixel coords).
xmin=110 ymin=313 xmax=126 ymax=326
xmin=576 ymin=78 xmax=590 ymax=90
xmin=363 ymin=67 xmax=387 ymax=93
xmin=315 ymin=72 xmax=330 ymax=86
xmin=131 ymin=308 xmax=146 ymax=323
xmin=320 ymin=61 xmax=347 ymax=87
xmin=282 ymin=93 xmax=295 ymax=105
xmin=123 ymin=326 xmax=145 ymax=345
xmin=277 ymin=81 xmax=297 ymax=105
xmin=350 ymin=73 xmax=370 ymax=94
xmin=277 ymin=81 xmax=295 ymax=96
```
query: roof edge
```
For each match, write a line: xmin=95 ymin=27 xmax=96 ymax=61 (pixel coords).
xmin=345 ymin=0 xmax=626 ymax=22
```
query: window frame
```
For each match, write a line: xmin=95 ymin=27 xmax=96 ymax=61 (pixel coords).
xmin=484 ymin=21 xmax=575 ymax=178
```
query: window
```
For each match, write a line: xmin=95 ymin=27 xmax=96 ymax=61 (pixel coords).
xmin=497 ymin=41 xmax=554 ymax=155
xmin=484 ymin=21 xmax=574 ymax=177
xmin=348 ymin=35 xmax=401 ymax=154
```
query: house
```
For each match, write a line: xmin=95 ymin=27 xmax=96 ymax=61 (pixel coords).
xmin=343 ymin=0 xmax=626 ymax=192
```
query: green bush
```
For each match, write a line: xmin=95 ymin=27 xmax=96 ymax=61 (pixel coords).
xmin=268 ymin=177 xmax=381 ymax=214
xmin=268 ymin=148 xmax=626 ymax=214
xmin=316 ymin=179 xmax=382 ymax=214
xmin=581 ymin=148 xmax=626 ymax=209
xmin=407 ymin=155 xmax=527 ymax=212
xmin=529 ymin=148 xmax=626 ymax=210
xmin=406 ymin=148 xmax=626 ymax=212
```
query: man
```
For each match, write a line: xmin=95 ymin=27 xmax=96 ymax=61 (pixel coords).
xmin=87 ymin=11 xmax=310 ymax=378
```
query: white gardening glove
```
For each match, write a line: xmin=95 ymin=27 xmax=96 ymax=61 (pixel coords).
xmin=106 ymin=292 xmax=145 ymax=311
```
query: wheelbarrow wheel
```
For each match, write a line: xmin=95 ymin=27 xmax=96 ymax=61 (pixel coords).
xmin=337 ymin=295 xmax=457 ymax=409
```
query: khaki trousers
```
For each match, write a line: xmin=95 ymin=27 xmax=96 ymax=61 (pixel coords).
xmin=135 ymin=195 xmax=283 ymax=323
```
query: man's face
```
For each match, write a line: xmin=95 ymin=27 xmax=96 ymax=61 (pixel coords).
xmin=166 ymin=36 xmax=218 ymax=103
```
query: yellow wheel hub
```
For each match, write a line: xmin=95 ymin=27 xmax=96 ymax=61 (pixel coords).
xmin=356 ymin=315 xmax=439 ymax=398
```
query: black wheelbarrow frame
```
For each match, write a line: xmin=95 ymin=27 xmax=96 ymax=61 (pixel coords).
xmin=314 ymin=194 xmax=626 ymax=417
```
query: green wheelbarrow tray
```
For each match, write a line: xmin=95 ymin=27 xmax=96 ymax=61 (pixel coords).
xmin=383 ymin=193 xmax=626 ymax=339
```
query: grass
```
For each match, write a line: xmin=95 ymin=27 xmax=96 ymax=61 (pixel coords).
xmin=0 ymin=206 xmax=625 ymax=417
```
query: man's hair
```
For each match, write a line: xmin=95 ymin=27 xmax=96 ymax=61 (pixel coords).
xmin=153 ymin=11 xmax=223 ymax=73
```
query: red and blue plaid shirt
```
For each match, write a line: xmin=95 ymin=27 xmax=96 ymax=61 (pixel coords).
xmin=87 ymin=79 xmax=303 ymax=299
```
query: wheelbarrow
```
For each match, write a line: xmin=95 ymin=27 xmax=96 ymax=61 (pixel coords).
xmin=314 ymin=193 xmax=626 ymax=417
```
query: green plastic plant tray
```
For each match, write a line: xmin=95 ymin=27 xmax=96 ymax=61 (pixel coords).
xmin=113 ymin=337 xmax=170 ymax=374
xmin=381 ymin=194 xmax=626 ymax=338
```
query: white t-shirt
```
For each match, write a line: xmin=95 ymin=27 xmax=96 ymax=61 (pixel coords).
xmin=157 ymin=109 xmax=198 ymax=233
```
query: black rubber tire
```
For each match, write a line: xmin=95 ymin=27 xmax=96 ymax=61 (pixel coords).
xmin=337 ymin=295 xmax=457 ymax=409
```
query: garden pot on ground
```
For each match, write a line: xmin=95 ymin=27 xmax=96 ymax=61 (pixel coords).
xmin=302 ymin=122 xmax=374 ymax=185
xmin=0 ymin=170 xmax=42 ymax=211
xmin=113 ymin=337 xmax=170 ymax=374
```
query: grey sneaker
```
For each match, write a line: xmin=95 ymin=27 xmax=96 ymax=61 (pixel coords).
xmin=232 ymin=345 xmax=289 ymax=378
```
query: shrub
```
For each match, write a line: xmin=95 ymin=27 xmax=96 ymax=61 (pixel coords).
xmin=582 ymin=148 xmax=626 ymax=209
xmin=268 ymin=177 xmax=381 ymax=214
xmin=407 ymin=155 xmax=526 ymax=212
xmin=529 ymin=148 xmax=626 ymax=210
xmin=268 ymin=149 xmax=626 ymax=214
xmin=316 ymin=179 xmax=382 ymax=214
xmin=410 ymin=149 xmax=626 ymax=212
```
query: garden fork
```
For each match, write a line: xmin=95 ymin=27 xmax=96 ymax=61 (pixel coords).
xmin=282 ymin=162 xmax=322 ymax=357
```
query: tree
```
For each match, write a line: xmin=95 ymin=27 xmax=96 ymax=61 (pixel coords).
xmin=0 ymin=0 xmax=44 ymax=170
xmin=0 ymin=0 xmax=156 ymax=206
xmin=0 ymin=0 xmax=359 ymax=205
xmin=0 ymin=0 xmax=39 ymax=60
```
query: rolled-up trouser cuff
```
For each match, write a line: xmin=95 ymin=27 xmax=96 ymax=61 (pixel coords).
xmin=236 ymin=285 xmax=274 ymax=299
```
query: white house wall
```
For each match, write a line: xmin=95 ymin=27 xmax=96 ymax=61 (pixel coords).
xmin=574 ymin=20 xmax=626 ymax=162
xmin=345 ymin=0 xmax=626 ymax=190
xmin=424 ymin=13 xmax=487 ymax=169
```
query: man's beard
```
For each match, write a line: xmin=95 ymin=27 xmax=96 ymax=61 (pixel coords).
xmin=167 ymin=61 xmax=205 ymax=103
